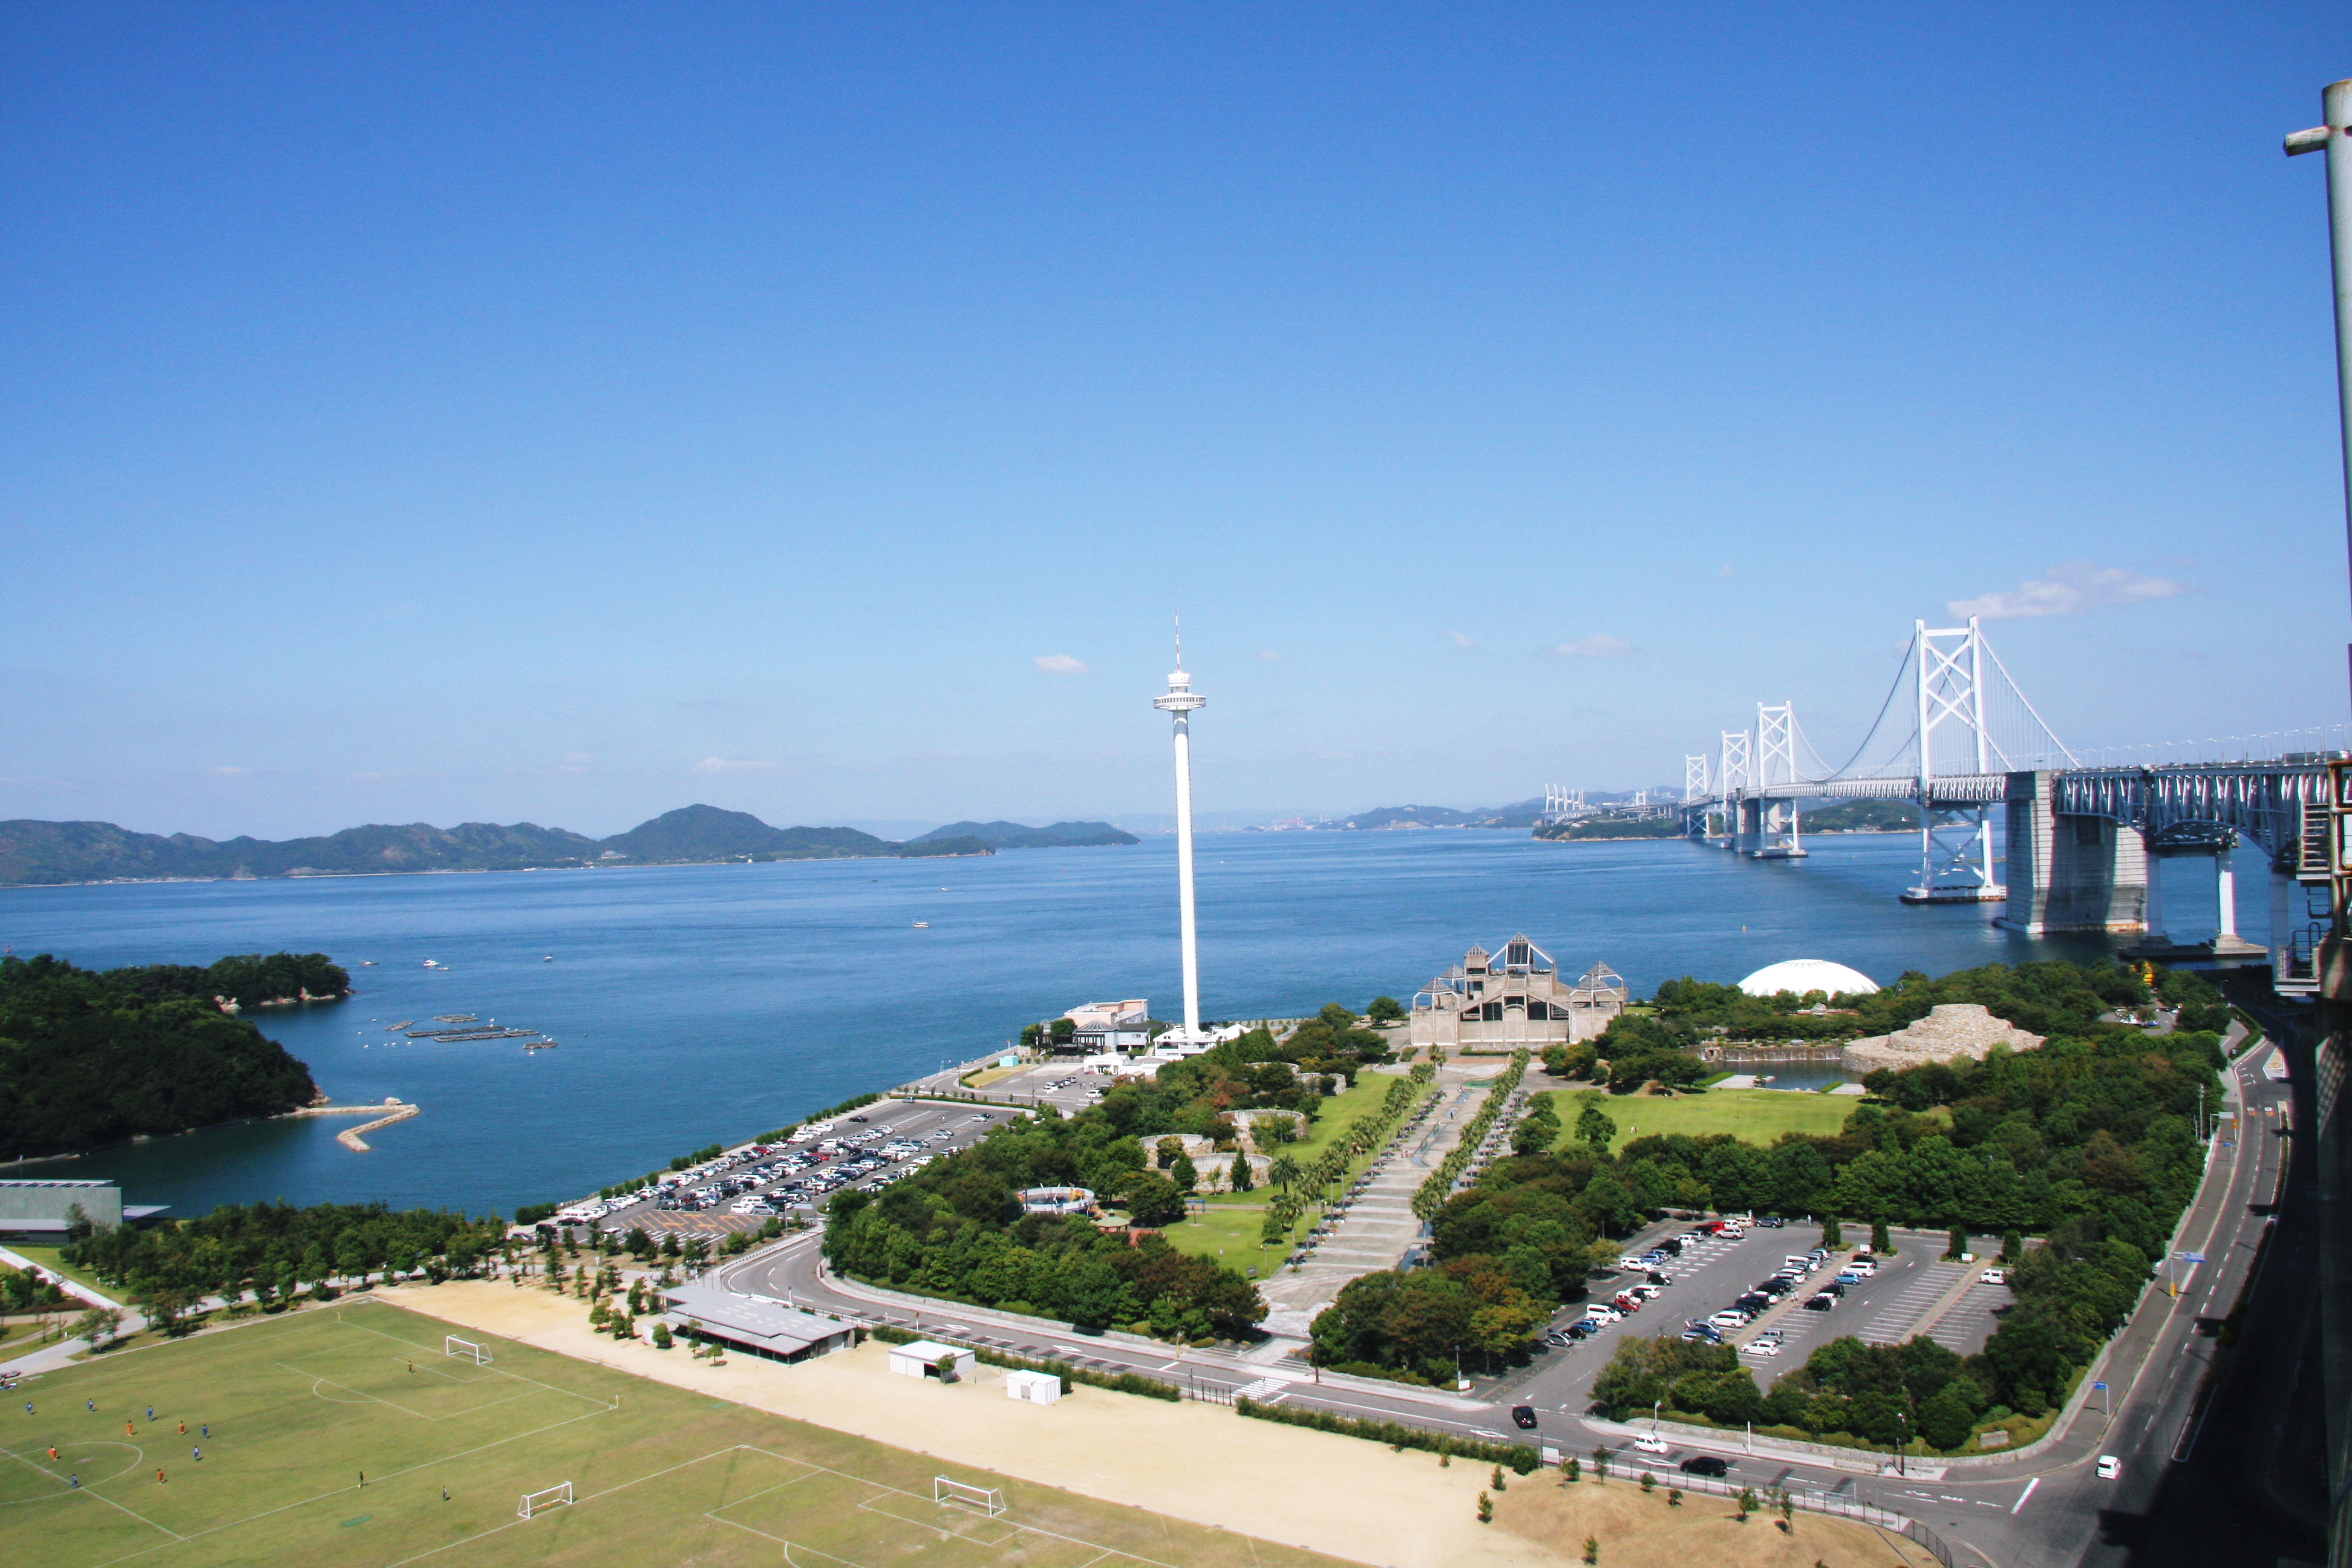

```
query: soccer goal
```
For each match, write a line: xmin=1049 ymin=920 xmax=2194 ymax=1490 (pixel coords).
xmin=934 ymin=1477 xmax=1006 ymax=1517
xmin=517 ymin=1481 xmax=572 ymax=1518
xmin=445 ymin=1335 xmax=492 ymax=1365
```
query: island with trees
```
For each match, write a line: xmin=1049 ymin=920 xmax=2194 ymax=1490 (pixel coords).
xmin=0 ymin=952 xmax=338 ymax=1159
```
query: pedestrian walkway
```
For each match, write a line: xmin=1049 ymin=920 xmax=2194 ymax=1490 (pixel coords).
xmin=1254 ymin=1067 xmax=1490 ymax=1339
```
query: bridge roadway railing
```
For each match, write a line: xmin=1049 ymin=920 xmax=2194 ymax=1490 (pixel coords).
xmin=1686 ymin=762 xmax=2332 ymax=857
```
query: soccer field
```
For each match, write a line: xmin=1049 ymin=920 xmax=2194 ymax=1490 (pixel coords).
xmin=4 ymin=1300 xmax=1342 ymax=1568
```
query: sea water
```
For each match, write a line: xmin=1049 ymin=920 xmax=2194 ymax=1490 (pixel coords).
xmin=0 ymin=830 xmax=2194 ymax=1218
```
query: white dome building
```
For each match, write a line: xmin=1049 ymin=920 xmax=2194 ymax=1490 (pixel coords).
xmin=1737 ymin=959 xmax=1880 ymax=999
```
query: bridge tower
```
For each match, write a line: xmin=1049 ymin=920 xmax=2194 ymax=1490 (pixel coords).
xmin=1683 ymin=754 xmax=1712 ymax=839
xmin=1751 ymin=702 xmax=1809 ymax=859
xmin=1901 ymin=617 xmax=2008 ymax=903
xmin=1718 ymin=728 xmax=1753 ymax=852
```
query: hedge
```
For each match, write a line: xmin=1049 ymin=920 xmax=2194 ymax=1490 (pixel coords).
xmin=1236 ymin=1396 xmax=1540 ymax=1471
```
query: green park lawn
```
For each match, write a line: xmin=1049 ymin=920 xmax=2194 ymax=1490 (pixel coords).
xmin=1193 ymin=1072 xmax=1420 ymax=1209
xmin=1151 ymin=1202 xmax=1290 ymax=1275
xmin=1544 ymin=1086 xmax=1863 ymax=1152
xmin=5 ymin=1298 xmax=1340 ymax=1568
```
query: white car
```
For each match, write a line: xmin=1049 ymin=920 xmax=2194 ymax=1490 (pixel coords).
xmin=1617 ymin=1256 xmax=1650 ymax=1271
xmin=1739 ymin=1340 xmax=1783 ymax=1357
xmin=1979 ymin=1267 xmax=2008 ymax=1285
xmin=1707 ymin=1310 xmax=1750 ymax=1330
xmin=2095 ymin=1455 xmax=2121 ymax=1480
xmin=1583 ymin=1305 xmax=1622 ymax=1325
xmin=1632 ymin=1436 xmax=1672 ymax=1455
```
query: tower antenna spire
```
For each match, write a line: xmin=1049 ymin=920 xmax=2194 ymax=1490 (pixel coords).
xmin=1174 ymin=612 xmax=1184 ymax=672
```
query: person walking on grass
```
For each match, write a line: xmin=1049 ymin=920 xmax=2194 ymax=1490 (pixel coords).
xmin=177 ymin=1420 xmax=185 ymax=1436
xmin=200 ymin=1424 xmax=207 ymax=1439
xmin=358 ymin=1471 xmax=365 ymax=1488
xmin=155 ymin=1469 xmax=165 ymax=1484
xmin=126 ymin=1420 xmax=135 ymax=1437
xmin=146 ymin=1406 xmax=153 ymax=1422
xmin=47 ymin=1446 xmax=57 ymax=1462
xmin=192 ymin=1448 xmax=200 ymax=1463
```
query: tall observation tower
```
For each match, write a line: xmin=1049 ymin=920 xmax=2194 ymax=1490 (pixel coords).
xmin=1152 ymin=633 xmax=1207 ymax=1044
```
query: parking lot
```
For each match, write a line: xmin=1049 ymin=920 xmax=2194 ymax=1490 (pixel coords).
xmin=567 ymin=1100 xmax=1022 ymax=1237
xmin=966 ymin=1059 xmax=1120 ymax=1113
xmin=1483 ymin=1221 xmax=2016 ymax=1420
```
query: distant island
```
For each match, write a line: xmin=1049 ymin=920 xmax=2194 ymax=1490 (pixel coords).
xmin=911 ymin=820 xmax=1138 ymax=849
xmin=0 ymin=805 xmax=1157 ymax=887
xmin=0 ymin=952 xmax=336 ymax=1159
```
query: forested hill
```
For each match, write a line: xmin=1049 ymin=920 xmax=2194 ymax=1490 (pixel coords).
xmin=910 ymin=820 xmax=1140 ymax=848
xmin=0 ymin=805 xmax=993 ymax=886
xmin=0 ymin=953 xmax=330 ymax=1159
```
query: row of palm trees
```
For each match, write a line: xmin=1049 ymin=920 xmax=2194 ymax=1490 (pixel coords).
xmin=1260 ymin=1065 xmax=1441 ymax=1253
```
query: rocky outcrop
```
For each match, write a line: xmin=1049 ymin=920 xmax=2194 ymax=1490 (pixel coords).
xmin=1843 ymin=1003 xmax=2044 ymax=1073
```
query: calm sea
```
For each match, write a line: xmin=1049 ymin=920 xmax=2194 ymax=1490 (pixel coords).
xmin=0 ymin=829 xmax=2220 ymax=1220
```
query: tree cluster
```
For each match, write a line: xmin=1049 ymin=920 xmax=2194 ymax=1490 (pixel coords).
xmin=64 ymin=1200 xmax=507 ymax=1308
xmin=819 ymin=1105 xmax=1266 ymax=1340
xmin=97 ymin=952 xmax=351 ymax=1008
xmin=0 ymin=953 xmax=324 ymax=1159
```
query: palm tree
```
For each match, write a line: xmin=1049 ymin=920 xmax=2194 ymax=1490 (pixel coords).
xmin=1270 ymin=1155 xmax=1300 ymax=1194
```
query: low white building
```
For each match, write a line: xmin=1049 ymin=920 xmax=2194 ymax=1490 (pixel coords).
xmin=886 ymin=1340 xmax=975 ymax=1381
xmin=1005 ymin=1368 xmax=1063 ymax=1404
xmin=1063 ymin=999 xmax=1154 ymax=1054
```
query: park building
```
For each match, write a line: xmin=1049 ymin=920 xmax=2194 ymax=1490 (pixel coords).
xmin=1408 ymin=936 xmax=1628 ymax=1052
xmin=659 ymin=1282 xmax=855 ymax=1364
xmin=1059 ymin=999 xmax=1154 ymax=1054
xmin=0 ymin=1179 xmax=166 ymax=1241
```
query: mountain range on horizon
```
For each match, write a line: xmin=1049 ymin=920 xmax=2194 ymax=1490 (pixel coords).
xmin=0 ymin=805 xmax=1139 ymax=887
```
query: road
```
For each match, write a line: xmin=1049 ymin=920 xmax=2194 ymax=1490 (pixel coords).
xmin=710 ymin=1030 xmax=2299 ymax=1567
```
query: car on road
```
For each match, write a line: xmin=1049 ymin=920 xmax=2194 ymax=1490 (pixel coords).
xmin=1679 ymin=1454 xmax=1730 ymax=1477
xmin=2096 ymin=1455 xmax=2122 ymax=1480
xmin=1511 ymin=1405 xmax=1540 ymax=1429
xmin=1632 ymin=1436 xmax=1671 ymax=1455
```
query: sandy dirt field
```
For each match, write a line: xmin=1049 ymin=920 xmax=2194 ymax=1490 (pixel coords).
xmin=380 ymin=1280 xmax=1927 ymax=1568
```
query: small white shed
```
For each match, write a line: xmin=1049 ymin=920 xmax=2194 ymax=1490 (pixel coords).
xmin=886 ymin=1340 xmax=974 ymax=1382
xmin=1004 ymin=1369 xmax=1062 ymax=1405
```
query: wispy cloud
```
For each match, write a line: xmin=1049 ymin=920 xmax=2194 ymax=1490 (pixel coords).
xmin=1543 ymin=635 xmax=1635 ymax=658
xmin=1033 ymin=653 xmax=1089 ymax=675
xmin=694 ymin=756 xmax=776 ymax=774
xmin=211 ymin=765 xmax=250 ymax=777
xmin=1448 ymin=631 xmax=1476 ymax=650
xmin=1948 ymin=562 xmax=2184 ymax=620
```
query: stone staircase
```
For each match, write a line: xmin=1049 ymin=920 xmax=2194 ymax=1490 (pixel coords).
xmin=1255 ymin=1066 xmax=1499 ymax=1339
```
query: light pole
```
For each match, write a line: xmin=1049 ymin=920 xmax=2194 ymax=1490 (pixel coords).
xmin=2287 ymin=82 xmax=2352 ymax=701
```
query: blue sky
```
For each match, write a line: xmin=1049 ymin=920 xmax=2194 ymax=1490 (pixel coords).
xmin=4 ymin=5 xmax=2348 ymax=838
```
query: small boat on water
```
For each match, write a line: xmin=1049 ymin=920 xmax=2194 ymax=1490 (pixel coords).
xmin=912 ymin=921 xmax=930 ymax=929
xmin=422 ymin=959 xmax=446 ymax=970
xmin=541 ymin=955 xmax=555 ymax=962
xmin=523 ymin=1039 xmax=558 ymax=1052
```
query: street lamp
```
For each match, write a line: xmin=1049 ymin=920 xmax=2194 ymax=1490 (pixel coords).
xmin=2286 ymin=82 xmax=2352 ymax=703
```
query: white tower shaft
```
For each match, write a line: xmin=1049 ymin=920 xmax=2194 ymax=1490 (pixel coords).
xmin=1171 ymin=710 xmax=1201 ymax=1039
xmin=1152 ymin=646 xmax=1208 ymax=1042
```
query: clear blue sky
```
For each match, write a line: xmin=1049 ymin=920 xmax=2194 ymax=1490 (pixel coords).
xmin=4 ymin=5 xmax=2348 ymax=838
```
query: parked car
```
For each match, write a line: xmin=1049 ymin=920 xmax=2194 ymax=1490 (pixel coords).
xmin=1512 ymin=1405 xmax=1540 ymax=1429
xmin=1740 ymin=1339 xmax=1783 ymax=1357
xmin=1979 ymin=1267 xmax=2008 ymax=1285
xmin=1680 ymin=1455 xmax=1730 ymax=1477
xmin=1803 ymin=1292 xmax=1837 ymax=1311
xmin=1645 ymin=1271 xmax=1674 ymax=1286
xmin=1708 ymin=1310 xmax=1751 ymax=1330
xmin=1758 ymin=1214 xmax=1786 ymax=1229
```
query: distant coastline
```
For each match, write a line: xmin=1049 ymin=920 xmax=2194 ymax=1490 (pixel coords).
xmin=0 ymin=806 xmax=1134 ymax=889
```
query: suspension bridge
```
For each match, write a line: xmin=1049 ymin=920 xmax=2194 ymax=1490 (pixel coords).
xmin=1677 ymin=618 xmax=2348 ymax=991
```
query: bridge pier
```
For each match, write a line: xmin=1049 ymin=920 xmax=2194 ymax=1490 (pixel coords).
xmin=1995 ymin=770 xmax=2148 ymax=933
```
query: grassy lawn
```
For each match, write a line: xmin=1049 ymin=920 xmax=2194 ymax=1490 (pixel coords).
xmin=1543 ymin=1087 xmax=1861 ymax=1152
xmin=1195 ymin=1073 xmax=1419 ymax=1209
xmin=7 ymin=1299 xmax=1342 ymax=1568
xmin=1152 ymin=1203 xmax=1290 ymax=1275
